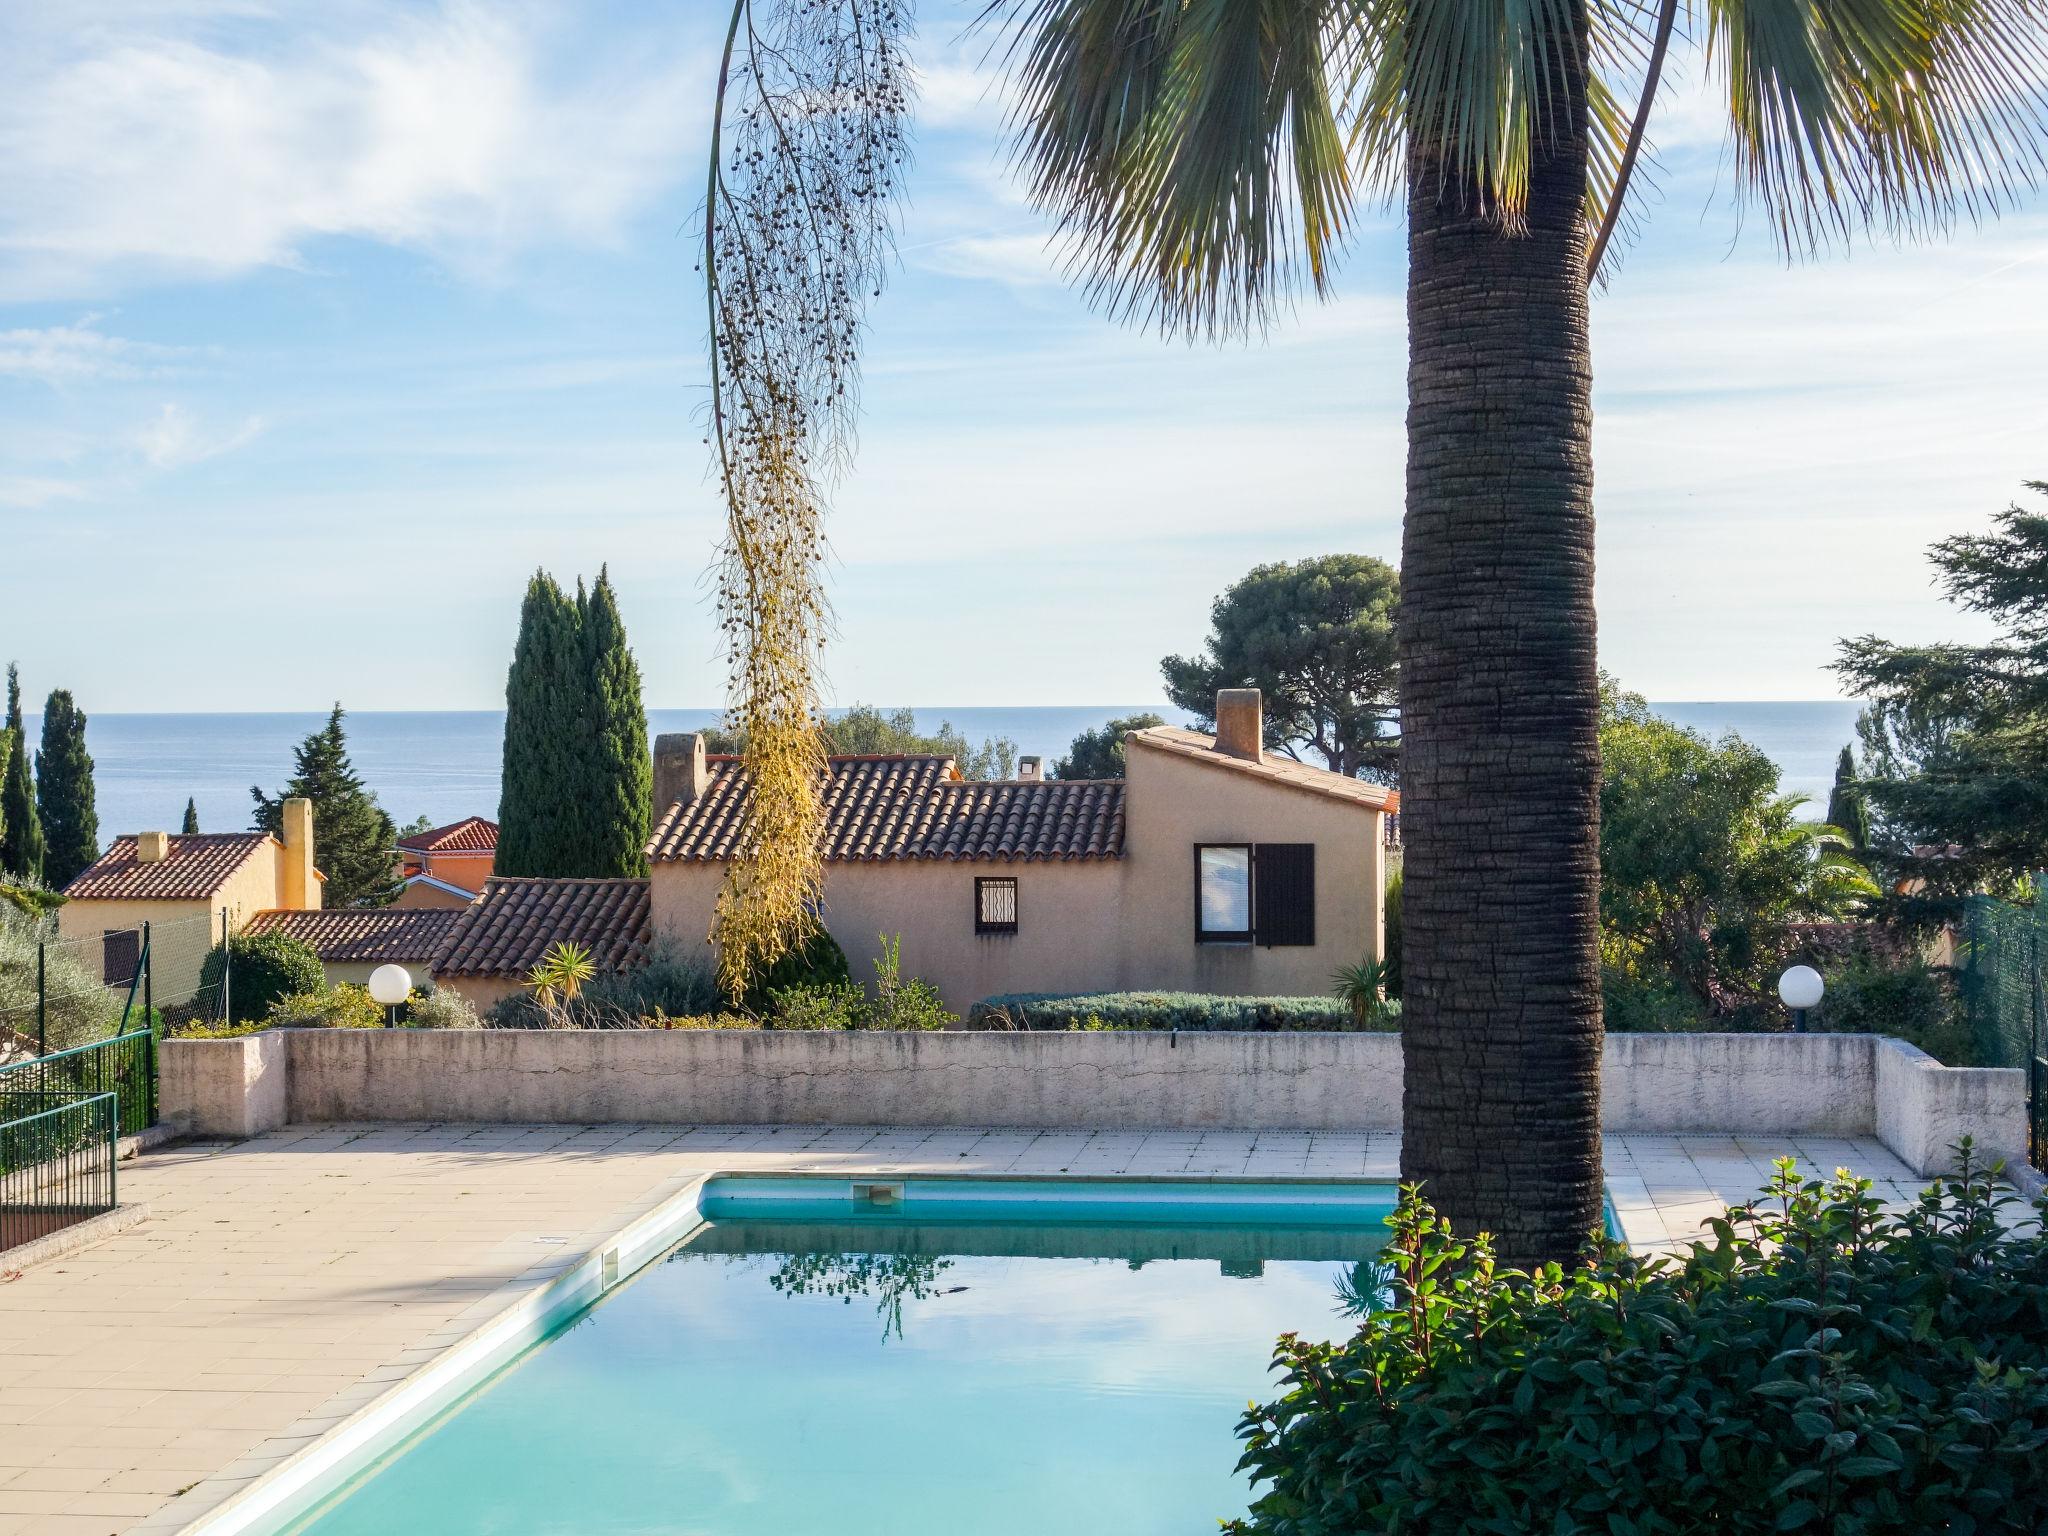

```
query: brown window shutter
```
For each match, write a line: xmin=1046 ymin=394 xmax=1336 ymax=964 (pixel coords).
xmin=1253 ymin=844 xmax=1315 ymax=947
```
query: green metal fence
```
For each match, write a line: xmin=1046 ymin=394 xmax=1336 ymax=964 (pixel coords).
xmin=1958 ymin=890 xmax=2048 ymax=1164
xmin=0 ymin=1090 xmax=117 ymax=1251
xmin=0 ymin=1029 xmax=156 ymax=1136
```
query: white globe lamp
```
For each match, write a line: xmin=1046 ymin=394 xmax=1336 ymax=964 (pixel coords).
xmin=1777 ymin=964 xmax=1824 ymax=1032
xmin=368 ymin=963 xmax=412 ymax=1028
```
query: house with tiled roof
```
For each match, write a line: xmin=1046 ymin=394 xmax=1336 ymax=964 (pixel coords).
xmin=392 ymin=816 xmax=497 ymax=908
xmin=434 ymin=877 xmax=652 ymax=1009
xmin=244 ymin=908 xmax=466 ymax=988
xmin=57 ymin=799 xmax=324 ymax=1002
xmin=646 ymin=689 xmax=1393 ymax=1014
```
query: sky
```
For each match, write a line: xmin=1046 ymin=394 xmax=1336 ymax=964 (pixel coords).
xmin=2 ymin=1 xmax=2044 ymax=714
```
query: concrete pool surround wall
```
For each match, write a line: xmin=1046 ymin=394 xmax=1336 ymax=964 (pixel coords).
xmin=161 ymin=1028 xmax=2028 ymax=1180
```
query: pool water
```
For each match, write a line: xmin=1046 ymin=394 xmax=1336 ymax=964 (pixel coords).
xmin=280 ymin=1179 xmax=1395 ymax=1536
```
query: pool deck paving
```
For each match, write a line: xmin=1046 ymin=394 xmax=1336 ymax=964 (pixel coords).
xmin=0 ymin=1122 xmax=1932 ymax=1536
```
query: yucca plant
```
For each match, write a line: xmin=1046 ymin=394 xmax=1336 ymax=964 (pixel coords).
xmin=1332 ymin=955 xmax=1395 ymax=1026
xmin=527 ymin=940 xmax=597 ymax=1018
xmin=707 ymin=0 xmax=2048 ymax=1259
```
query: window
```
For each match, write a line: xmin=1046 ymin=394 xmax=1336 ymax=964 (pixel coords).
xmin=1194 ymin=843 xmax=1317 ymax=947
xmin=102 ymin=928 xmax=140 ymax=987
xmin=1195 ymin=845 xmax=1253 ymax=942
xmin=975 ymin=876 xmax=1019 ymax=935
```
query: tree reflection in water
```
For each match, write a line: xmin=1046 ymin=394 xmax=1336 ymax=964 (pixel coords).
xmin=768 ymin=1251 xmax=956 ymax=1340
xmin=1333 ymin=1260 xmax=1394 ymax=1320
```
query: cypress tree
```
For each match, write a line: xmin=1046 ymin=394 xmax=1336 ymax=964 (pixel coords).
xmin=1825 ymin=743 xmax=1870 ymax=856
xmin=251 ymin=704 xmax=401 ymax=907
xmin=182 ymin=797 xmax=200 ymax=835
xmin=0 ymin=664 xmax=43 ymax=883
xmin=580 ymin=567 xmax=652 ymax=877
xmin=35 ymin=690 xmax=98 ymax=888
xmin=497 ymin=571 xmax=584 ymax=877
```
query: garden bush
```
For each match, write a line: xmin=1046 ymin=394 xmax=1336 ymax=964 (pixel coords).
xmin=971 ymin=991 xmax=1372 ymax=1032
xmin=406 ymin=987 xmax=483 ymax=1030
xmin=265 ymin=983 xmax=383 ymax=1030
xmin=1817 ymin=951 xmax=1969 ymax=1064
xmin=0 ymin=905 xmax=120 ymax=1052
xmin=765 ymin=936 xmax=956 ymax=1031
xmin=1229 ymin=1143 xmax=2048 ymax=1535
xmin=733 ymin=924 xmax=851 ymax=1014
xmin=198 ymin=931 xmax=324 ymax=1023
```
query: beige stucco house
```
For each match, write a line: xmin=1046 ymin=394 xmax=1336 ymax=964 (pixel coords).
xmin=645 ymin=689 xmax=1393 ymax=1014
xmin=58 ymin=799 xmax=324 ymax=1000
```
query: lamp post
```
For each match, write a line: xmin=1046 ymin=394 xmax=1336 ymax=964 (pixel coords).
xmin=368 ymin=964 xmax=412 ymax=1029
xmin=1778 ymin=964 xmax=1824 ymax=1034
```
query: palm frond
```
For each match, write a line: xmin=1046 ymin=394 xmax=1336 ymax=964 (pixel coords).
xmin=1706 ymin=0 xmax=2048 ymax=254
xmin=988 ymin=0 xmax=1360 ymax=336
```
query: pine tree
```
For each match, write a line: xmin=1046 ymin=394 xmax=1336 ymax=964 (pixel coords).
xmin=35 ymin=689 xmax=98 ymax=888
xmin=182 ymin=797 xmax=200 ymax=835
xmin=0 ymin=663 xmax=43 ymax=883
xmin=1825 ymin=744 xmax=1870 ymax=856
xmin=580 ymin=567 xmax=652 ymax=877
xmin=251 ymin=704 xmax=401 ymax=907
xmin=497 ymin=571 xmax=585 ymax=877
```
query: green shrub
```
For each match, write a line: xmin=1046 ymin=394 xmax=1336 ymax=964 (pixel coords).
xmin=407 ymin=987 xmax=483 ymax=1031
xmin=169 ymin=1016 xmax=270 ymax=1039
xmin=579 ymin=939 xmax=721 ymax=1022
xmin=198 ymin=931 xmax=324 ymax=1023
xmin=266 ymin=983 xmax=383 ymax=1030
xmin=734 ymin=925 xmax=851 ymax=1014
xmin=1818 ymin=952 xmax=1969 ymax=1063
xmin=0 ymin=905 xmax=120 ymax=1051
xmin=972 ymin=991 xmax=1370 ymax=1032
xmin=1600 ymin=965 xmax=1715 ymax=1032
xmin=766 ymin=982 xmax=869 ymax=1030
xmin=1230 ymin=1144 xmax=2048 ymax=1536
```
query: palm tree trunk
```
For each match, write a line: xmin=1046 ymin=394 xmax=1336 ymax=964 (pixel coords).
xmin=1397 ymin=0 xmax=1604 ymax=1266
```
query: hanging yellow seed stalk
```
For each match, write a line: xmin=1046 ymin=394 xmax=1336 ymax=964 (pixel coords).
xmin=702 ymin=0 xmax=912 ymax=997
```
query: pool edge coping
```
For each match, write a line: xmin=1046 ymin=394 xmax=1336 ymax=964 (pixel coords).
xmin=150 ymin=1165 xmax=1641 ymax=1536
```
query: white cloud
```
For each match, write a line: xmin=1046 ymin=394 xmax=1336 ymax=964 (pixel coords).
xmin=0 ymin=475 xmax=89 ymax=509
xmin=134 ymin=402 xmax=264 ymax=468
xmin=0 ymin=316 xmax=190 ymax=384
xmin=0 ymin=2 xmax=711 ymax=299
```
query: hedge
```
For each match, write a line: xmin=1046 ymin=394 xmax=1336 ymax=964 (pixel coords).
xmin=970 ymin=991 xmax=1391 ymax=1032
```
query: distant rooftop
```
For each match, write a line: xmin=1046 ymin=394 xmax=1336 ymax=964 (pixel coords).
xmin=397 ymin=816 xmax=498 ymax=855
xmin=65 ymin=833 xmax=275 ymax=902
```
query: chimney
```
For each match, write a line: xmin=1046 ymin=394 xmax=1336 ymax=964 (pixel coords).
xmin=1016 ymin=756 xmax=1043 ymax=783
xmin=281 ymin=796 xmax=317 ymax=910
xmin=1214 ymin=688 xmax=1263 ymax=762
xmin=654 ymin=732 xmax=711 ymax=812
xmin=136 ymin=830 xmax=169 ymax=864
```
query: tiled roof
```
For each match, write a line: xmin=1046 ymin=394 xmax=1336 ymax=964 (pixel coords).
xmin=64 ymin=833 xmax=273 ymax=902
xmin=396 ymin=816 xmax=498 ymax=854
xmin=245 ymin=908 xmax=464 ymax=963
xmin=648 ymin=755 xmax=1125 ymax=863
xmin=1127 ymin=728 xmax=1398 ymax=811
xmin=434 ymin=877 xmax=652 ymax=978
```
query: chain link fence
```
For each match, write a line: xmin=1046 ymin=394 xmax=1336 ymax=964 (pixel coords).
xmin=1957 ymin=890 xmax=2048 ymax=1164
xmin=0 ymin=908 xmax=225 ymax=1061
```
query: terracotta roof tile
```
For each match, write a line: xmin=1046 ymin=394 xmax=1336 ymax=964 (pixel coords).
xmin=434 ymin=877 xmax=651 ymax=978
xmin=648 ymin=756 xmax=1125 ymax=863
xmin=396 ymin=816 xmax=498 ymax=854
xmin=1127 ymin=727 xmax=1397 ymax=810
xmin=245 ymin=908 xmax=464 ymax=964
xmin=64 ymin=833 xmax=274 ymax=902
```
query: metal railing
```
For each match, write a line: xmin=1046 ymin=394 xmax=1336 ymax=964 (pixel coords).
xmin=0 ymin=1029 xmax=156 ymax=1136
xmin=0 ymin=1090 xmax=117 ymax=1252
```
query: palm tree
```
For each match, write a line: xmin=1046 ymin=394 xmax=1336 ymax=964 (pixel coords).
xmin=707 ymin=0 xmax=2048 ymax=1261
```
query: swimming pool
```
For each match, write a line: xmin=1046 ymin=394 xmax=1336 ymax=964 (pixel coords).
xmin=267 ymin=1175 xmax=1399 ymax=1536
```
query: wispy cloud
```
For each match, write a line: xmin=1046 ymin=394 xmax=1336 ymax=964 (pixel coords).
xmin=0 ymin=316 xmax=191 ymax=384
xmin=133 ymin=403 xmax=264 ymax=469
xmin=0 ymin=2 xmax=711 ymax=300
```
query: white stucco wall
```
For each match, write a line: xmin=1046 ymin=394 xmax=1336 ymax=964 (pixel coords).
xmin=160 ymin=1030 xmax=2029 ymax=1179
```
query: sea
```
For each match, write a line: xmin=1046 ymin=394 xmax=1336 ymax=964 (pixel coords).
xmin=27 ymin=701 xmax=1864 ymax=842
